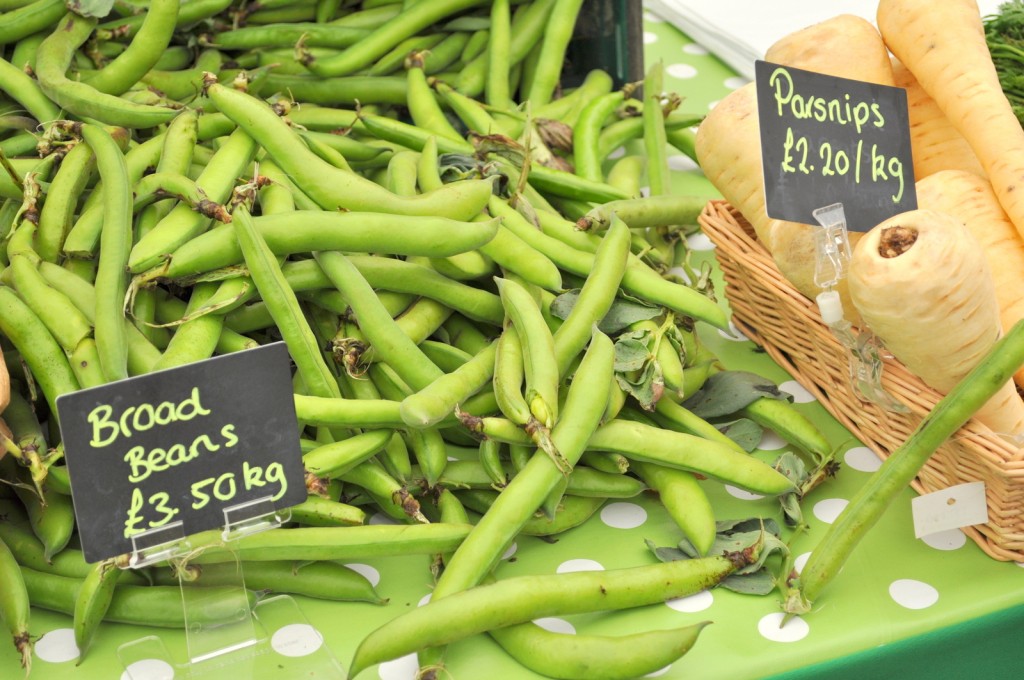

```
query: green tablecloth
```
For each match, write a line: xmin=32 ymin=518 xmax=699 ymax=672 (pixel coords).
xmin=3 ymin=5 xmax=1023 ymax=679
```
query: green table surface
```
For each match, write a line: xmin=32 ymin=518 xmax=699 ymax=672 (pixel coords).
xmin=4 ymin=4 xmax=1024 ymax=680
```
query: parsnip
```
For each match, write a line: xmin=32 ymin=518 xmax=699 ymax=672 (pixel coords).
xmin=890 ymin=58 xmax=986 ymax=181
xmin=765 ymin=14 xmax=895 ymax=86
xmin=878 ymin=0 xmax=1024 ymax=242
xmin=915 ymin=170 xmax=1024 ymax=387
xmin=698 ymin=17 xmax=901 ymax=325
xmin=847 ymin=209 xmax=1024 ymax=436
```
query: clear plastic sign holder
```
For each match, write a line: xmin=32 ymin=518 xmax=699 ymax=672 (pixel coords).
xmin=116 ymin=496 xmax=345 ymax=679
xmin=811 ymin=203 xmax=909 ymax=413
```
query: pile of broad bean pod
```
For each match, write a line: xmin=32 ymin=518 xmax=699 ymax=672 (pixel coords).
xmin=0 ymin=1 xmax=835 ymax=677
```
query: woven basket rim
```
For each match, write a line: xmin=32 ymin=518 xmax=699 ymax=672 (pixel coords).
xmin=699 ymin=199 xmax=1024 ymax=561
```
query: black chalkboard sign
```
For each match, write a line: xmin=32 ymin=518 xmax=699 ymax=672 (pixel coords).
xmin=57 ymin=342 xmax=306 ymax=563
xmin=755 ymin=60 xmax=916 ymax=232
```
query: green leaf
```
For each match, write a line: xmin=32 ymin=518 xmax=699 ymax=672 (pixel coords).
xmin=645 ymin=539 xmax=690 ymax=563
xmin=550 ymin=291 xmax=661 ymax=333
xmin=773 ymin=451 xmax=810 ymax=527
xmin=718 ymin=418 xmax=763 ymax=452
xmin=67 ymin=0 xmax=116 ymax=19
xmin=614 ymin=359 xmax=663 ymax=411
xmin=612 ymin=335 xmax=651 ymax=372
xmin=682 ymin=370 xmax=787 ymax=418
xmin=721 ymin=570 xmax=776 ymax=595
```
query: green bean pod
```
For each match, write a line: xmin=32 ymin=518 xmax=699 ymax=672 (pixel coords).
xmin=207 ymin=82 xmax=493 ymax=220
xmin=0 ymin=0 xmax=64 ymax=47
xmin=588 ymin=419 xmax=795 ymax=495
xmin=182 ymin=523 xmax=471 ymax=565
xmin=552 ymin=215 xmax=631 ymax=376
xmin=0 ymin=535 xmax=31 ymax=672
xmin=151 ymin=282 xmax=224 ymax=371
xmin=156 ymin=560 xmax=386 ymax=604
xmin=740 ymin=396 xmax=833 ymax=465
xmin=73 ymin=558 xmax=123 ymax=662
xmin=82 ymin=124 xmax=133 ymax=382
xmin=23 ymin=568 xmax=256 ymax=628
xmin=350 ymin=547 xmax=752 ymax=678
xmin=405 ymin=426 xmax=448 ymax=488
xmin=35 ymin=141 xmax=96 ymax=263
xmin=231 ymin=204 xmax=341 ymax=400
xmin=0 ymin=57 xmax=58 ymax=125
xmin=307 ymin=0 xmax=488 ymax=77
xmin=315 ymin=250 xmax=444 ymax=391
xmin=303 ymin=429 xmax=395 ymax=479
xmin=633 ymin=461 xmax=716 ymax=556
xmin=785 ymin=320 xmax=1024 ymax=615
xmin=573 ymin=90 xmax=627 ymax=182
xmin=495 ymin=276 xmax=559 ymax=428
xmin=129 ymin=126 xmax=257 ymax=273
xmin=434 ymin=329 xmax=613 ymax=601
xmin=399 ymin=339 xmax=498 ymax=428
xmin=159 ymin=211 xmax=499 ymax=280
xmin=287 ymin=495 xmax=366 ymax=527
xmin=0 ymin=285 xmax=80 ymax=418
xmin=294 ymin=394 xmax=405 ymax=429
xmin=489 ymin=198 xmax=729 ymax=329
xmin=405 ymin=52 xmax=464 ymax=143
xmin=490 ymin=620 xmax=710 ymax=680
xmin=35 ymin=13 xmax=178 ymax=128
xmin=83 ymin=0 xmax=180 ymax=95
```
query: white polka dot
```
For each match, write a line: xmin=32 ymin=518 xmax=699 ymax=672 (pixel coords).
xmin=726 ymin=485 xmax=765 ymax=501
xmin=666 ymin=63 xmax=698 ymax=79
xmin=368 ymin=512 xmax=400 ymax=525
xmin=34 ymin=628 xmax=79 ymax=663
xmin=844 ymin=446 xmax=882 ymax=472
xmin=534 ymin=617 xmax=575 ymax=634
xmin=757 ymin=430 xmax=787 ymax=450
xmin=665 ymin=265 xmax=692 ymax=284
xmin=707 ymin=100 xmax=721 ymax=110
xmin=502 ymin=542 xmax=518 ymax=560
xmin=666 ymin=589 xmax=713 ymax=612
xmin=724 ymin=76 xmax=749 ymax=89
xmin=683 ymin=43 xmax=708 ymax=55
xmin=271 ymin=623 xmax=323 ymax=657
xmin=643 ymin=31 xmax=659 ymax=44
xmin=446 ymin=455 xmax=458 ymax=462
xmin=667 ymin=154 xmax=698 ymax=172
xmin=557 ymin=558 xmax=604 ymax=573
xmin=607 ymin=145 xmax=626 ymax=160
xmin=921 ymin=529 xmax=967 ymax=551
xmin=889 ymin=579 xmax=939 ymax=610
xmin=418 ymin=593 xmax=431 ymax=607
xmin=758 ymin=613 xmax=809 ymax=642
xmin=1016 ymin=561 xmax=1024 ymax=568
xmin=812 ymin=498 xmax=848 ymax=524
xmin=343 ymin=563 xmax=381 ymax=587
xmin=793 ymin=552 xmax=811 ymax=574
xmin=716 ymin=320 xmax=748 ymax=342
xmin=685 ymin=232 xmax=715 ymax=251
xmin=639 ymin=186 xmax=651 ymax=197
xmin=379 ymin=652 xmax=419 ymax=680
xmin=779 ymin=380 xmax=815 ymax=403
xmin=120 ymin=659 xmax=175 ymax=680
xmin=600 ymin=501 xmax=647 ymax=529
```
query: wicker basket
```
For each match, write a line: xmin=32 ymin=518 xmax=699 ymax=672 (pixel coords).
xmin=698 ymin=199 xmax=1024 ymax=562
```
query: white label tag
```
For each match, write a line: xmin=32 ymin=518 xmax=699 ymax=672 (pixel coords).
xmin=911 ymin=481 xmax=988 ymax=539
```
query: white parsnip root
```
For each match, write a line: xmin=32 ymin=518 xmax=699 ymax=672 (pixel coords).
xmin=848 ymin=209 xmax=1024 ymax=436
xmin=916 ymin=170 xmax=1024 ymax=389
